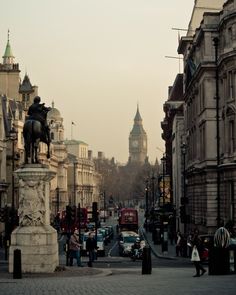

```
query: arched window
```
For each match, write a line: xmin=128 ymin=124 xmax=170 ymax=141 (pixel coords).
xmin=226 ymin=105 xmax=236 ymax=154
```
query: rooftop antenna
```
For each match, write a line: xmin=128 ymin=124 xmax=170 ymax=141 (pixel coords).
xmin=165 ymin=27 xmax=189 ymax=73
xmin=165 ymin=55 xmax=183 ymax=73
xmin=195 ymin=6 xmax=222 ymax=11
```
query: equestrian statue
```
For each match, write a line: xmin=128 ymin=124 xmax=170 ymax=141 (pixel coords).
xmin=23 ymin=96 xmax=51 ymax=164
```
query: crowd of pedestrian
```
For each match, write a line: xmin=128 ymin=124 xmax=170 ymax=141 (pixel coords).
xmin=173 ymin=229 xmax=204 ymax=258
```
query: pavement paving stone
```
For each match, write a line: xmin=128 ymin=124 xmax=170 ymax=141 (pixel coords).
xmin=0 ymin=267 xmax=236 ymax=295
xmin=0 ymin=222 xmax=236 ymax=294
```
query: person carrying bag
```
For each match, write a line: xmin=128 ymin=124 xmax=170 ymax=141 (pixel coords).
xmin=191 ymin=230 xmax=206 ymax=277
xmin=191 ymin=245 xmax=200 ymax=262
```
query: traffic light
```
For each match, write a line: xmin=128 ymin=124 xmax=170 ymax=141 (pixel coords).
xmin=180 ymin=205 xmax=186 ymax=223
xmin=0 ymin=208 xmax=6 ymax=223
xmin=181 ymin=197 xmax=189 ymax=205
xmin=71 ymin=206 xmax=77 ymax=222
xmin=66 ymin=205 xmax=72 ymax=221
xmin=92 ymin=202 xmax=98 ymax=222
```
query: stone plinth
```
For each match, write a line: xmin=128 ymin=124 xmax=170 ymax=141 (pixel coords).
xmin=9 ymin=164 xmax=59 ymax=273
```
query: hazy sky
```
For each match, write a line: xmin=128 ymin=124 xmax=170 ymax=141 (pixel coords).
xmin=1 ymin=0 xmax=195 ymax=164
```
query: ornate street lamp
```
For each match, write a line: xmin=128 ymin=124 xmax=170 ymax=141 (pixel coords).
xmin=145 ymin=179 xmax=149 ymax=230
xmin=181 ymin=143 xmax=187 ymax=234
xmin=161 ymin=154 xmax=166 ymax=207
xmin=213 ymin=37 xmax=221 ymax=228
xmin=100 ymin=191 xmax=106 ymax=223
xmin=56 ymin=187 xmax=60 ymax=214
xmin=73 ymin=160 xmax=78 ymax=206
xmin=151 ymin=174 xmax=156 ymax=209
xmin=6 ymin=127 xmax=18 ymax=209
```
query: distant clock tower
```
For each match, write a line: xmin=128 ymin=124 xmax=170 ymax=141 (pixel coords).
xmin=129 ymin=106 xmax=147 ymax=164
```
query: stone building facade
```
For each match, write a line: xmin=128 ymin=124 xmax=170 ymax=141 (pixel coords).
xmin=176 ymin=0 xmax=236 ymax=233
xmin=0 ymin=32 xmax=101 ymax=224
xmin=65 ymin=140 xmax=100 ymax=210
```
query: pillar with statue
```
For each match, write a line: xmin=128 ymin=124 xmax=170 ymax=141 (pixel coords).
xmin=8 ymin=97 xmax=59 ymax=273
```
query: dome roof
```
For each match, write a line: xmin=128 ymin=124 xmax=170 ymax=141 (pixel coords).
xmin=48 ymin=107 xmax=61 ymax=120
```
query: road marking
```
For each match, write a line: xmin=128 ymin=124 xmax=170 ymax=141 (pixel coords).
xmin=108 ymin=241 xmax=118 ymax=257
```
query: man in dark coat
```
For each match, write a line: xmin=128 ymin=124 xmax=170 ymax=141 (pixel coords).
xmin=86 ymin=232 xmax=97 ymax=267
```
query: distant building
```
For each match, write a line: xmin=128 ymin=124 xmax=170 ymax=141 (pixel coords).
xmin=129 ymin=106 xmax=147 ymax=164
xmin=0 ymin=31 xmax=101 ymax=221
xmin=47 ymin=103 xmax=69 ymax=214
xmin=65 ymin=140 xmax=100 ymax=209
xmin=0 ymin=32 xmax=25 ymax=210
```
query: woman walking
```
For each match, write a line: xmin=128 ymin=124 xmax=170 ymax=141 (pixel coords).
xmin=191 ymin=230 xmax=206 ymax=277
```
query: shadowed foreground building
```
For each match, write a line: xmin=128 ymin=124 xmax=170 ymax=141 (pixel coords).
xmin=172 ymin=0 xmax=236 ymax=233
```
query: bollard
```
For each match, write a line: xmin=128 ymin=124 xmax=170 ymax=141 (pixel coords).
xmin=66 ymin=239 xmax=70 ymax=266
xmin=142 ymin=246 xmax=152 ymax=275
xmin=13 ymin=249 xmax=22 ymax=279
xmin=152 ymin=229 xmax=158 ymax=245
xmin=208 ymin=247 xmax=230 ymax=275
xmin=234 ymin=249 xmax=236 ymax=274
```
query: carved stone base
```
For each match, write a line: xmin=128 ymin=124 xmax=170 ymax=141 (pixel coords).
xmin=9 ymin=225 xmax=58 ymax=273
xmin=8 ymin=164 xmax=58 ymax=273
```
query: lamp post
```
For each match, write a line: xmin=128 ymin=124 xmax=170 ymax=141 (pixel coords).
xmin=7 ymin=127 xmax=18 ymax=209
xmin=181 ymin=143 xmax=187 ymax=234
xmin=103 ymin=191 xmax=106 ymax=223
xmin=78 ymin=202 xmax=81 ymax=242
xmin=145 ymin=179 xmax=149 ymax=230
xmin=73 ymin=161 xmax=78 ymax=206
xmin=56 ymin=187 xmax=60 ymax=214
xmin=213 ymin=37 xmax=221 ymax=228
xmin=161 ymin=155 xmax=166 ymax=207
xmin=151 ymin=175 xmax=155 ymax=209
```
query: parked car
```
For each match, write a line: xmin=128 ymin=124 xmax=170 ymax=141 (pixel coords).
xmin=97 ymin=228 xmax=109 ymax=245
xmin=118 ymin=231 xmax=139 ymax=256
xmin=229 ymin=237 xmax=236 ymax=250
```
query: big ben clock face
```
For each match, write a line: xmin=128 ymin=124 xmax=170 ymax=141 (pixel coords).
xmin=132 ymin=140 xmax=139 ymax=147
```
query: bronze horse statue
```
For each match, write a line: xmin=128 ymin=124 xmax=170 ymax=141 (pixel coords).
xmin=23 ymin=108 xmax=51 ymax=164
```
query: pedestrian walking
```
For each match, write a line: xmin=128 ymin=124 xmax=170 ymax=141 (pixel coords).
xmin=187 ymin=230 xmax=194 ymax=258
xmin=175 ymin=231 xmax=183 ymax=257
xmin=191 ymin=229 xmax=206 ymax=277
xmin=86 ymin=232 xmax=97 ymax=267
xmin=69 ymin=229 xmax=83 ymax=267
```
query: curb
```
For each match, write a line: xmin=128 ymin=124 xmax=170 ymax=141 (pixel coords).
xmin=0 ymin=265 xmax=112 ymax=279
xmin=141 ymin=228 xmax=176 ymax=260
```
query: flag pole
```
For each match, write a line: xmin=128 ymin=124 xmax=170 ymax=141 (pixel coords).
xmin=71 ymin=121 xmax=76 ymax=140
xmin=71 ymin=122 xmax=73 ymax=140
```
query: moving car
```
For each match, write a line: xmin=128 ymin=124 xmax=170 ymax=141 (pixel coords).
xmin=118 ymin=231 xmax=139 ymax=256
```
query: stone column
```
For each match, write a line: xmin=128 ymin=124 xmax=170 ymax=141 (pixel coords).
xmin=9 ymin=164 xmax=59 ymax=273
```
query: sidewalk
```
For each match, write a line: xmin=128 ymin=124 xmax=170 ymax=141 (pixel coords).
xmin=141 ymin=227 xmax=188 ymax=261
xmin=0 ymin=247 xmax=112 ymax=279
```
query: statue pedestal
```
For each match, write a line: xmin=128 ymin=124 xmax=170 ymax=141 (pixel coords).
xmin=9 ymin=165 xmax=59 ymax=273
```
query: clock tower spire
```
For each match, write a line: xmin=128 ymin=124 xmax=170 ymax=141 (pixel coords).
xmin=129 ymin=105 xmax=147 ymax=164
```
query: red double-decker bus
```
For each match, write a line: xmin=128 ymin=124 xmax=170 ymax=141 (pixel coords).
xmin=118 ymin=208 xmax=138 ymax=232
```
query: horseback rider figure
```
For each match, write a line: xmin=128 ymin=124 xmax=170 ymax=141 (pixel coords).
xmin=27 ymin=96 xmax=51 ymax=143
